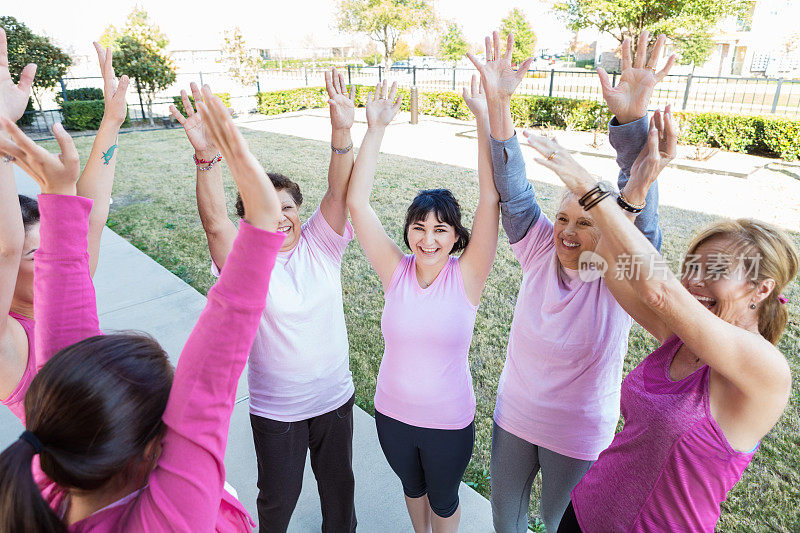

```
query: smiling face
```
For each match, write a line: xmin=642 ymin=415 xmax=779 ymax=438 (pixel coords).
xmin=406 ymin=211 xmax=459 ymax=268
xmin=14 ymin=223 xmax=39 ymax=308
xmin=275 ymin=189 xmax=302 ymax=252
xmin=553 ymin=194 xmax=601 ymax=270
xmin=681 ymin=236 xmax=766 ymax=329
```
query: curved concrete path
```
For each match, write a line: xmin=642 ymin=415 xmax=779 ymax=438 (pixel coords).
xmin=0 ymin=167 xmax=493 ymax=531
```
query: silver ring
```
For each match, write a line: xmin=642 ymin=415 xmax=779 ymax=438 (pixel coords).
xmin=1 ymin=154 xmax=15 ymax=163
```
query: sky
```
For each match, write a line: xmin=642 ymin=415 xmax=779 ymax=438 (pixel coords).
xmin=5 ymin=0 xmax=573 ymax=57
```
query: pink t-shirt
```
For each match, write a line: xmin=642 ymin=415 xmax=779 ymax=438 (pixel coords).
xmin=571 ymin=335 xmax=756 ymax=532
xmin=494 ymin=215 xmax=633 ymax=460
xmin=213 ymin=208 xmax=354 ymax=422
xmin=375 ymin=255 xmax=478 ymax=430
xmin=1 ymin=311 xmax=35 ymax=423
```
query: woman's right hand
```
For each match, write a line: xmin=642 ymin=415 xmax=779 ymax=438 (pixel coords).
xmin=197 ymin=85 xmax=279 ymax=231
xmin=466 ymin=31 xmax=533 ymax=103
xmin=0 ymin=27 xmax=37 ymax=123
xmin=0 ymin=119 xmax=79 ymax=195
xmin=462 ymin=74 xmax=488 ymax=121
xmin=170 ymin=82 xmax=217 ymax=156
xmin=365 ymin=80 xmax=401 ymax=129
xmin=629 ymin=105 xmax=677 ymax=192
xmin=93 ymin=42 xmax=129 ymax=127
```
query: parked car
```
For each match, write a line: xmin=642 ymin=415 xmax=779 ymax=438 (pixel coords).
xmin=390 ymin=60 xmax=411 ymax=70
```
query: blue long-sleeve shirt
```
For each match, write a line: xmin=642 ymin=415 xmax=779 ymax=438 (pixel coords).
xmin=490 ymin=115 xmax=662 ymax=251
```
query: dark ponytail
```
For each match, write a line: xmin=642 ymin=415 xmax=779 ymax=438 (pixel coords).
xmin=0 ymin=439 xmax=66 ymax=533
xmin=0 ymin=333 xmax=173 ymax=529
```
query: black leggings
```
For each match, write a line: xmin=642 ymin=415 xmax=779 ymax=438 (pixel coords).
xmin=375 ymin=410 xmax=475 ymax=518
xmin=557 ymin=501 xmax=583 ymax=532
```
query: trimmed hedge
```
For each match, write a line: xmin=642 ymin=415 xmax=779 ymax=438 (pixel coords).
xmin=172 ymin=92 xmax=231 ymax=117
xmin=61 ymin=100 xmax=130 ymax=131
xmin=677 ymin=112 xmax=800 ymax=161
xmin=255 ymin=85 xmax=613 ymax=132
xmin=253 ymin=86 xmax=800 ymax=161
xmin=17 ymin=97 xmax=35 ymax=127
xmin=56 ymin=87 xmax=104 ymax=104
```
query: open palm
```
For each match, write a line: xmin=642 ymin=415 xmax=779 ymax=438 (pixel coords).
xmin=466 ymin=32 xmax=533 ymax=101
xmin=170 ymin=82 xmax=216 ymax=153
xmin=325 ymin=67 xmax=355 ymax=130
xmin=0 ymin=27 xmax=37 ymax=122
xmin=365 ymin=80 xmax=401 ymax=128
xmin=462 ymin=74 xmax=487 ymax=119
xmin=597 ymin=31 xmax=675 ymax=124
xmin=93 ymin=42 xmax=129 ymax=126
xmin=630 ymin=106 xmax=677 ymax=190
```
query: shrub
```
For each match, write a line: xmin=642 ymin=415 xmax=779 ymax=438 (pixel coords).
xmin=16 ymin=97 xmax=35 ymax=127
xmin=56 ymin=87 xmax=104 ymax=104
xmin=172 ymin=92 xmax=231 ymax=117
xmin=61 ymin=100 xmax=130 ymax=130
xmin=255 ymin=88 xmax=328 ymax=115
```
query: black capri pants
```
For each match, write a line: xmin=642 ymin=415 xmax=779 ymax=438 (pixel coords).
xmin=375 ymin=410 xmax=475 ymax=518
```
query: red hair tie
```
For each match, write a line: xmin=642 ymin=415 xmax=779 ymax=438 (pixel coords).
xmin=778 ymin=294 xmax=788 ymax=305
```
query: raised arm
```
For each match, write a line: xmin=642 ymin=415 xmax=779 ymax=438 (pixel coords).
xmin=600 ymin=31 xmax=675 ymax=251
xmin=346 ymin=81 xmax=404 ymax=289
xmin=75 ymin=43 xmax=130 ymax=276
xmin=0 ymin=118 xmax=100 ymax=368
xmin=467 ymin=32 xmax=538 ymax=244
xmin=320 ymin=67 xmax=356 ymax=234
xmin=526 ymin=134 xmax=792 ymax=440
xmin=149 ymin=87 xmax=284 ymax=529
xmin=0 ymin=26 xmax=35 ymax=396
xmin=170 ymin=82 xmax=237 ymax=270
xmin=459 ymin=75 xmax=499 ymax=306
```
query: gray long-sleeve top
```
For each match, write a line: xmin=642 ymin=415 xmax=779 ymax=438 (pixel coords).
xmin=489 ymin=116 xmax=662 ymax=251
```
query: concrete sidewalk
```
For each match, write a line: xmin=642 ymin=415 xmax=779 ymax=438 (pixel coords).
xmin=0 ymin=168 xmax=493 ymax=531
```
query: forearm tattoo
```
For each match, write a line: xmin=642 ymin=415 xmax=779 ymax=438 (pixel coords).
xmin=101 ymin=144 xmax=118 ymax=165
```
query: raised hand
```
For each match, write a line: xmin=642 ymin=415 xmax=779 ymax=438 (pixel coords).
xmin=365 ymin=80 xmax=401 ymax=129
xmin=466 ymin=32 xmax=533 ymax=102
xmin=170 ymin=82 xmax=217 ymax=155
xmin=462 ymin=74 xmax=488 ymax=120
xmin=629 ymin=105 xmax=677 ymax=191
xmin=196 ymin=85 xmax=280 ymax=230
xmin=93 ymin=42 xmax=129 ymax=126
xmin=523 ymin=130 xmax=595 ymax=195
xmin=597 ymin=31 xmax=676 ymax=125
xmin=0 ymin=119 xmax=79 ymax=195
xmin=0 ymin=27 xmax=37 ymax=123
xmin=325 ymin=67 xmax=356 ymax=131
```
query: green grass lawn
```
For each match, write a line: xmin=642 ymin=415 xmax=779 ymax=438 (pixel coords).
xmin=44 ymin=128 xmax=800 ymax=532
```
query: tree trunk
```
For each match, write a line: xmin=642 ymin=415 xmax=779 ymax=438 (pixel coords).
xmin=136 ymin=80 xmax=146 ymax=124
xmin=146 ymin=93 xmax=155 ymax=127
xmin=32 ymin=90 xmax=50 ymax=131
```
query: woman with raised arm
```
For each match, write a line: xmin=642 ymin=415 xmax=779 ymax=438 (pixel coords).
xmin=465 ymin=31 xmax=674 ymax=532
xmin=0 ymin=87 xmax=284 ymax=531
xmin=346 ymin=77 xmax=499 ymax=533
xmin=170 ymin=68 xmax=358 ymax=531
xmin=0 ymin=35 xmax=129 ymax=422
xmin=522 ymin=134 xmax=798 ymax=533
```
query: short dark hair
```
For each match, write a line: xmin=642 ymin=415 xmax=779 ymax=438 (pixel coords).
xmin=403 ymin=189 xmax=470 ymax=254
xmin=235 ymin=173 xmax=302 ymax=218
xmin=19 ymin=195 xmax=39 ymax=231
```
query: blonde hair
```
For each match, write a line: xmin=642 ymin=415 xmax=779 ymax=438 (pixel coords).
xmin=684 ymin=219 xmax=799 ymax=344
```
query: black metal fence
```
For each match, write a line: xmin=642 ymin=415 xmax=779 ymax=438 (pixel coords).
xmin=19 ymin=65 xmax=800 ymax=135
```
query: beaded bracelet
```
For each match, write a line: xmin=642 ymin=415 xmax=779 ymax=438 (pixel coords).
xmin=194 ymin=152 xmax=223 ymax=171
xmin=617 ymin=192 xmax=645 ymax=214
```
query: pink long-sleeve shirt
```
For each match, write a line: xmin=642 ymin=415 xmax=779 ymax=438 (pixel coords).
xmin=31 ymin=194 xmax=284 ymax=531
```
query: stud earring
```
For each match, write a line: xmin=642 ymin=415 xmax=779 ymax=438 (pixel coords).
xmin=749 ymin=302 xmax=757 ymax=310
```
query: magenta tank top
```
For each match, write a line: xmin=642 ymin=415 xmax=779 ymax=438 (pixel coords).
xmin=571 ymin=335 xmax=756 ymax=532
xmin=2 ymin=312 xmax=36 ymax=423
xmin=375 ymin=255 xmax=478 ymax=430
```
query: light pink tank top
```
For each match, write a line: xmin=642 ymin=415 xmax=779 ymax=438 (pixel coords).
xmin=571 ymin=335 xmax=756 ymax=532
xmin=375 ymin=255 xmax=478 ymax=430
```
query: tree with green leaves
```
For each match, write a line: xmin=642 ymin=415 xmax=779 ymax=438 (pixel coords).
xmin=220 ymin=27 xmax=261 ymax=87
xmin=674 ymin=31 xmax=716 ymax=74
xmin=499 ymin=9 xmax=536 ymax=64
xmin=554 ymin=0 xmax=748 ymax=56
xmin=0 ymin=16 xmax=71 ymax=125
xmin=100 ymin=8 xmax=176 ymax=126
xmin=439 ymin=23 xmax=468 ymax=65
xmin=337 ymin=0 xmax=437 ymax=69
xmin=393 ymin=40 xmax=411 ymax=61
